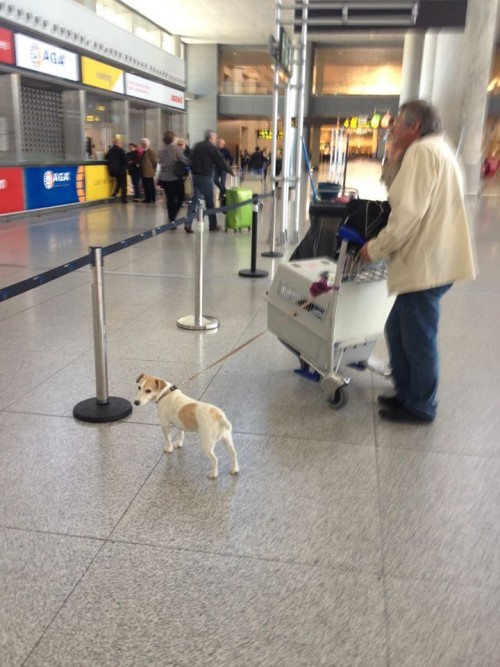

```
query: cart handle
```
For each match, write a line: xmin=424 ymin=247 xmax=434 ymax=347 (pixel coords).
xmin=337 ymin=226 xmax=365 ymax=246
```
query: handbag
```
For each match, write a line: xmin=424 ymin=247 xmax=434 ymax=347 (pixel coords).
xmin=174 ymin=160 xmax=186 ymax=179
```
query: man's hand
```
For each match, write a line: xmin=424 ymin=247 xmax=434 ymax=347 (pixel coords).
xmin=359 ymin=243 xmax=371 ymax=263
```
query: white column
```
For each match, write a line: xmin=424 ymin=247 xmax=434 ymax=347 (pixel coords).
xmin=459 ymin=0 xmax=500 ymax=194
xmin=399 ymin=31 xmax=425 ymax=104
xmin=430 ymin=32 xmax=465 ymax=146
xmin=418 ymin=30 xmax=438 ymax=101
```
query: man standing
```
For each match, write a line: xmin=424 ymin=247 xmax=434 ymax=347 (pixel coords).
xmin=105 ymin=137 xmax=128 ymax=203
xmin=139 ymin=137 xmax=158 ymax=203
xmin=190 ymin=130 xmax=233 ymax=231
xmin=359 ymin=100 xmax=476 ymax=424
xmin=213 ymin=138 xmax=233 ymax=205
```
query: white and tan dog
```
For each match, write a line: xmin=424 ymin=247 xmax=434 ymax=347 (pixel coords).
xmin=134 ymin=374 xmax=239 ymax=479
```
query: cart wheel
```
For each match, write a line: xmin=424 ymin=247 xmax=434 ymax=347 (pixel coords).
xmin=328 ymin=386 xmax=348 ymax=409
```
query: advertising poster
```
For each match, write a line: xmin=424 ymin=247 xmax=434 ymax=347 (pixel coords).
xmin=81 ymin=56 xmax=124 ymax=94
xmin=84 ymin=165 xmax=114 ymax=201
xmin=125 ymin=73 xmax=185 ymax=110
xmin=15 ymin=33 xmax=79 ymax=81
xmin=0 ymin=27 xmax=14 ymax=65
xmin=0 ymin=167 xmax=25 ymax=214
xmin=25 ymin=166 xmax=85 ymax=210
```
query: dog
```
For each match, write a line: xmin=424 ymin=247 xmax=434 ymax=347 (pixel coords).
xmin=134 ymin=374 xmax=239 ymax=480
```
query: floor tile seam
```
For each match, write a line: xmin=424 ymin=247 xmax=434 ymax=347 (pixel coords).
xmin=371 ymin=421 xmax=392 ymax=667
xmin=380 ymin=569 xmax=500 ymax=594
xmin=374 ymin=440 xmax=500 ymax=462
xmin=228 ymin=427 xmax=376 ymax=448
xmin=0 ymin=351 xmax=95 ymax=413
xmin=0 ymin=523 xmax=108 ymax=544
xmin=20 ymin=535 xmax=110 ymax=667
xmin=0 ymin=274 xmax=92 ymax=321
xmin=104 ymin=450 xmax=172 ymax=542
xmin=105 ymin=536 xmax=384 ymax=579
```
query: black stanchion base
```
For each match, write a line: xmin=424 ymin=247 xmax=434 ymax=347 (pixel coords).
xmin=73 ymin=396 xmax=133 ymax=423
xmin=261 ymin=251 xmax=283 ymax=258
xmin=238 ymin=269 xmax=269 ymax=278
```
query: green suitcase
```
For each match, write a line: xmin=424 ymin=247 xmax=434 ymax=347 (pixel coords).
xmin=225 ymin=188 xmax=253 ymax=232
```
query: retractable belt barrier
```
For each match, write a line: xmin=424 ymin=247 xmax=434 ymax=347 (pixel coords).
xmin=0 ymin=190 xmax=276 ymax=424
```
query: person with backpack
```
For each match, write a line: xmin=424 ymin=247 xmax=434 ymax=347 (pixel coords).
xmin=105 ymin=137 xmax=128 ymax=203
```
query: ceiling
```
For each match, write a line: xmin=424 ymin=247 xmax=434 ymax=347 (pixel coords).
xmin=120 ymin=0 xmax=499 ymax=48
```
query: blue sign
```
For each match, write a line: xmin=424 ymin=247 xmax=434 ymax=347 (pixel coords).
xmin=25 ymin=166 xmax=80 ymax=209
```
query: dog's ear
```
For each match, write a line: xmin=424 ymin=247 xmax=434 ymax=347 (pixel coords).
xmin=136 ymin=373 xmax=144 ymax=383
xmin=156 ymin=379 xmax=167 ymax=391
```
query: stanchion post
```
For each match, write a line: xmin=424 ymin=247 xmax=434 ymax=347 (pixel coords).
xmin=73 ymin=246 xmax=132 ymax=423
xmin=177 ymin=204 xmax=219 ymax=331
xmin=262 ymin=188 xmax=283 ymax=258
xmin=239 ymin=198 xmax=269 ymax=279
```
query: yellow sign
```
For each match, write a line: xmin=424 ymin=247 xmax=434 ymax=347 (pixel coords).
xmin=81 ymin=56 xmax=124 ymax=93
xmin=84 ymin=165 xmax=114 ymax=201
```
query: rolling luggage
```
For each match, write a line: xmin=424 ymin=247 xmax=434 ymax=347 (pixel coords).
xmin=225 ymin=187 xmax=253 ymax=232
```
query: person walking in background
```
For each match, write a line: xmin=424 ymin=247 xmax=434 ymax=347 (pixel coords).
xmin=213 ymin=138 xmax=233 ymax=205
xmin=189 ymin=130 xmax=234 ymax=232
xmin=359 ymin=100 xmax=476 ymax=424
xmin=139 ymin=138 xmax=158 ymax=203
xmin=248 ymin=146 xmax=266 ymax=175
xmin=126 ymin=142 xmax=142 ymax=202
xmin=105 ymin=137 xmax=128 ymax=203
xmin=157 ymin=131 xmax=192 ymax=232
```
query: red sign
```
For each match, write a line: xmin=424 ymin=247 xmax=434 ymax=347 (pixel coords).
xmin=0 ymin=28 xmax=14 ymax=65
xmin=0 ymin=168 xmax=25 ymax=214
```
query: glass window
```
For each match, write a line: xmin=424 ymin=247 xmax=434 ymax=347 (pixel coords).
xmin=313 ymin=47 xmax=403 ymax=96
xmin=218 ymin=47 xmax=279 ymax=95
xmin=85 ymin=93 xmax=126 ymax=160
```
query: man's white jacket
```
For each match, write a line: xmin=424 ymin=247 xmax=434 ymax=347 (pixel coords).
xmin=367 ymin=134 xmax=477 ymax=295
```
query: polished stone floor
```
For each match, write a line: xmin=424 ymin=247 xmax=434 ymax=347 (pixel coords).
xmin=1 ymin=162 xmax=499 ymax=666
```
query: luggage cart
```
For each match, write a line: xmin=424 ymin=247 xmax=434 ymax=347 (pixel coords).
xmin=267 ymin=226 xmax=395 ymax=408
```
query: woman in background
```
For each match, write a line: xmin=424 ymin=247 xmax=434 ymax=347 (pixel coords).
xmin=157 ymin=131 xmax=192 ymax=232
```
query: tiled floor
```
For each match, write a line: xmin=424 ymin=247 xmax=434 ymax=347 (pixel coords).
xmin=1 ymin=164 xmax=499 ymax=666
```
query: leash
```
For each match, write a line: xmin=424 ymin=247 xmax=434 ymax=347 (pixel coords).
xmin=175 ymin=293 xmax=324 ymax=390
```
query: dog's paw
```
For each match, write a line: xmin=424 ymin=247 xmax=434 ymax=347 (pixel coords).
xmin=163 ymin=445 xmax=174 ymax=454
xmin=173 ymin=440 xmax=183 ymax=449
xmin=207 ymin=472 xmax=218 ymax=480
xmin=230 ymin=466 xmax=240 ymax=475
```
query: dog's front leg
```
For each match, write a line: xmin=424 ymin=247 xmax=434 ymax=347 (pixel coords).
xmin=162 ymin=423 xmax=174 ymax=453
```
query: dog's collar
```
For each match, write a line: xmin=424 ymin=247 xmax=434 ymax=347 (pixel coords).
xmin=156 ymin=385 xmax=178 ymax=403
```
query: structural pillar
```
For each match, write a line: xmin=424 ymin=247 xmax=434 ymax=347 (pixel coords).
xmin=399 ymin=31 xmax=425 ymax=104
xmin=459 ymin=0 xmax=500 ymax=194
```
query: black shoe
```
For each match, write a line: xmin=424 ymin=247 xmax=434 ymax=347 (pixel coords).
xmin=185 ymin=227 xmax=194 ymax=233
xmin=377 ymin=395 xmax=402 ymax=409
xmin=209 ymin=225 xmax=221 ymax=231
xmin=379 ymin=405 xmax=434 ymax=424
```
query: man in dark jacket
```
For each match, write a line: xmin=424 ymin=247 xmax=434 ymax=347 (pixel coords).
xmin=213 ymin=138 xmax=233 ymax=205
xmin=105 ymin=137 xmax=128 ymax=203
xmin=190 ymin=130 xmax=233 ymax=231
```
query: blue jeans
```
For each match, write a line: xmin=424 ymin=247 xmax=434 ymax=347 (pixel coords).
xmin=385 ymin=284 xmax=452 ymax=420
xmin=192 ymin=175 xmax=218 ymax=229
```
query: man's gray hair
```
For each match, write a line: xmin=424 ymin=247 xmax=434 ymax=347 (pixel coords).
xmin=399 ymin=100 xmax=442 ymax=137
xmin=204 ymin=130 xmax=216 ymax=141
